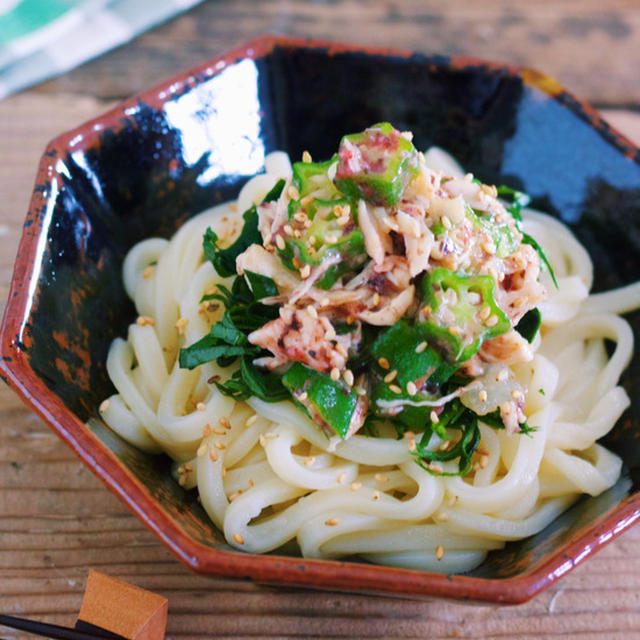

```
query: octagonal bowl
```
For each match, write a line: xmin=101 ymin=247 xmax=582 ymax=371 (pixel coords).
xmin=2 ymin=35 xmax=640 ymax=604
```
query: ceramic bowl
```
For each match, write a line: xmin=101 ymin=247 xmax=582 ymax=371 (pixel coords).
xmin=2 ymin=35 xmax=640 ymax=604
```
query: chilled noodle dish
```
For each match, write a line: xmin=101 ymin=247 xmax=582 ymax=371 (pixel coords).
xmin=100 ymin=124 xmax=640 ymax=573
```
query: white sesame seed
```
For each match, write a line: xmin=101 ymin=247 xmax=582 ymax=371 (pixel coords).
xmin=208 ymin=448 xmax=218 ymax=462
xmin=415 ymin=341 xmax=427 ymax=354
xmin=287 ymin=185 xmax=300 ymax=200
xmin=324 ymin=233 xmax=339 ymax=244
xmin=350 ymin=482 xmax=362 ymax=491
xmin=246 ymin=414 xmax=258 ymax=427
xmin=378 ymin=357 xmax=390 ymax=369
xmin=436 ymin=512 xmax=449 ymax=522
xmin=442 ymin=216 xmax=452 ymax=230
xmin=219 ymin=417 xmax=231 ymax=429
xmin=448 ymin=325 xmax=461 ymax=335
xmin=388 ymin=384 xmax=402 ymax=394
xmin=498 ymin=368 xmax=509 ymax=382
xmin=430 ymin=410 xmax=439 ymax=424
xmin=298 ymin=391 xmax=308 ymax=401
xmin=320 ymin=297 xmax=330 ymax=307
xmin=335 ymin=343 xmax=348 ymax=358
xmin=99 ymin=399 xmax=110 ymax=413
xmin=275 ymin=234 xmax=285 ymax=250
xmin=383 ymin=369 xmax=397 ymax=383
xmin=203 ymin=424 xmax=212 ymax=437
xmin=324 ymin=517 xmax=339 ymax=526
xmin=371 ymin=490 xmax=381 ymax=501
xmin=511 ymin=389 xmax=524 ymax=400
xmin=406 ymin=381 xmax=417 ymax=395
xmin=375 ymin=473 xmax=388 ymax=483
xmin=303 ymin=456 xmax=315 ymax=467
xmin=212 ymin=426 xmax=226 ymax=435
xmin=330 ymin=367 xmax=340 ymax=381
xmin=302 ymin=150 xmax=312 ymax=163
xmin=136 ymin=315 xmax=155 ymax=326
xmin=233 ymin=532 xmax=244 ymax=544
xmin=435 ymin=545 xmax=444 ymax=560
xmin=306 ymin=304 xmax=318 ymax=319
xmin=478 ymin=306 xmax=491 ymax=320
xmin=142 ymin=265 xmax=153 ymax=279
xmin=283 ymin=224 xmax=294 ymax=236
xmin=481 ymin=240 xmax=496 ymax=255
xmin=324 ymin=327 xmax=336 ymax=341
xmin=485 ymin=314 xmax=499 ymax=327
xmin=300 ymin=264 xmax=311 ymax=279
xmin=336 ymin=471 xmax=346 ymax=484
xmin=196 ymin=402 xmax=206 ymax=411
xmin=229 ymin=489 xmax=242 ymax=502
xmin=197 ymin=443 xmax=207 ymax=457
xmin=343 ymin=369 xmax=354 ymax=386
xmin=214 ymin=441 xmax=226 ymax=450
xmin=480 ymin=455 xmax=489 ymax=469
xmin=478 ymin=389 xmax=488 ymax=402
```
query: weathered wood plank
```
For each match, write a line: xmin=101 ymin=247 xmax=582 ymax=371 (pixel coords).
xmin=31 ymin=0 xmax=640 ymax=106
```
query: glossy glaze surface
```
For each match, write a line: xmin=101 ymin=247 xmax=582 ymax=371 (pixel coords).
xmin=1 ymin=36 xmax=640 ymax=602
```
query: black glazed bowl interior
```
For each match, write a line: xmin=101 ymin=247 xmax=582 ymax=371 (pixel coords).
xmin=2 ymin=36 xmax=640 ymax=603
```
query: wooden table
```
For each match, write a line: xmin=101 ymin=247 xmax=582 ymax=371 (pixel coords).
xmin=1 ymin=2 xmax=640 ymax=638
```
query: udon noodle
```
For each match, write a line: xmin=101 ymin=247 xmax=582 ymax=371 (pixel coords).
xmin=100 ymin=145 xmax=639 ymax=573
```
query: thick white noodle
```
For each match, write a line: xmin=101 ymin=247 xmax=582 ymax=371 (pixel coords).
xmin=98 ymin=150 xmax=639 ymax=574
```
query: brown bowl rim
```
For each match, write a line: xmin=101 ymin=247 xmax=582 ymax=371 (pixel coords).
xmin=2 ymin=34 xmax=640 ymax=604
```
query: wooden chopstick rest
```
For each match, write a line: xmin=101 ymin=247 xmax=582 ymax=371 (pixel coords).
xmin=75 ymin=570 xmax=168 ymax=640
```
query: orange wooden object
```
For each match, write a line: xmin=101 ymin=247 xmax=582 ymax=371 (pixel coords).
xmin=77 ymin=570 xmax=167 ymax=640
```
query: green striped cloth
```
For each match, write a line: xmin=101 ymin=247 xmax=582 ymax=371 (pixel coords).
xmin=0 ymin=0 xmax=204 ymax=99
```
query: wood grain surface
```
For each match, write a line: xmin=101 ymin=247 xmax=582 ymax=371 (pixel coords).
xmin=1 ymin=2 xmax=640 ymax=638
